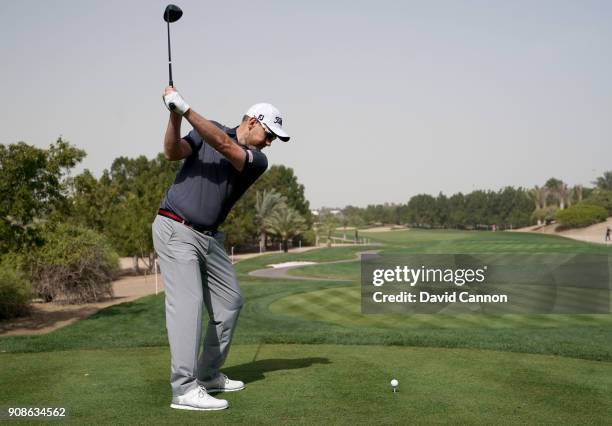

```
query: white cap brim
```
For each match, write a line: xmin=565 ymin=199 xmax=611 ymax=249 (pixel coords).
xmin=269 ymin=124 xmax=290 ymax=142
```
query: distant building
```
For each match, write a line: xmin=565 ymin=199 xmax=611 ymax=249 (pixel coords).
xmin=311 ymin=208 xmax=342 ymax=217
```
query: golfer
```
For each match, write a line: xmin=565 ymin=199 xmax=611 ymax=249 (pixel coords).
xmin=152 ymin=87 xmax=290 ymax=411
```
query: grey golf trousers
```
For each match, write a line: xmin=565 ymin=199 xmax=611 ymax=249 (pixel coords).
xmin=152 ymin=215 xmax=242 ymax=397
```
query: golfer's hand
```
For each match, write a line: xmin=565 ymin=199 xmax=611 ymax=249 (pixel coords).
xmin=163 ymin=86 xmax=190 ymax=116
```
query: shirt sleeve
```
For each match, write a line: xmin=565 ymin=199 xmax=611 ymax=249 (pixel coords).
xmin=241 ymin=148 xmax=268 ymax=181
xmin=183 ymin=129 xmax=204 ymax=155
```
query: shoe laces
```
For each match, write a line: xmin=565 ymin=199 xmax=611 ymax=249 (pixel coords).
xmin=220 ymin=373 xmax=229 ymax=384
xmin=197 ymin=385 xmax=208 ymax=398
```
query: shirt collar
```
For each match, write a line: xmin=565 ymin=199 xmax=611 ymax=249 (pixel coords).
xmin=225 ymin=125 xmax=260 ymax=151
xmin=226 ymin=126 xmax=238 ymax=140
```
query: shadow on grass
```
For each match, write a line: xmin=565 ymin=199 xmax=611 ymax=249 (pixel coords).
xmin=224 ymin=357 xmax=331 ymax=384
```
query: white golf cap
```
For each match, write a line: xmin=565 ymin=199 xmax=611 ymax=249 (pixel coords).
xmin=245 ymin=103 xmax=290 ymax=142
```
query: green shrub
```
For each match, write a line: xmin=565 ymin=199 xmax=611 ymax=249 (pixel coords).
xmin=555 ymin=203 xmax=608 ymax=228
xmin=0 ymin=254 xmax=31 ymax=320
xmin=31 ymin=224 xmax=119 ymax=304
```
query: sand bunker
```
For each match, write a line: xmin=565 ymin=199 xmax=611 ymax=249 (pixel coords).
xmin=513 ymin=217 xmax=612 ymax=245
xmin=267 ymin=261 xmax=317 ymax=269
xmin=360 ymin=226 xmax=408 ymax=233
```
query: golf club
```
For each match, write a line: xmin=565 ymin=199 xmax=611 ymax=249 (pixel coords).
xmin=163 ymin=4 xmax=183 ymax=110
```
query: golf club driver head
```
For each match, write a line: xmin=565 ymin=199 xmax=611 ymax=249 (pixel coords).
xmin=164 ymin=4 xmax=183 ymax=23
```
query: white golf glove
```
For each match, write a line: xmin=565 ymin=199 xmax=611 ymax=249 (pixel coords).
xmin=163 ymin=91 xmax=190 ymax=115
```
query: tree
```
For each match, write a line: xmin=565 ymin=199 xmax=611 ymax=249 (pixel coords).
xmin=557 ymin=183 xmax=570 ymax=210
xmin=264 ymin=205 xmax=306 ymax=252
xmin=406 ymin=194 xmax=436 ymax=227
xmin=105 ymin=155 xmax=178 ymax=270
xmin=529 ymin=186 xmax=550 ymax=225
xmin=593 ymin=171 xmax=612 ymax=191
xmin=223 ymin=164 xmax=312 ymax=251
xmin=530 ymin=186 xmax=548 ymax=209
xmin=317 ymin=209 xmax=339 ymax=247
xmin=253 ymin=165 xmax=312 ymax=226
xmin=503 ymin=187 xmax=532 ymax=228
xmin=67 ymin=154 xmax=179 ymax=271
xmin=342 ymin=205 xmax=366 ymax=228
xmin=68 ymin=170 xmax=118 ymax=233
xmin=254 ymin=189 xmax=286 ymax=252
xmin=570 ymin=185 xmax=583 ymax=205
xmin=434 ymin=192 xmax=449 ymax=227
xmin=464 ymin=191 xmax=489 ymax=228
xmin=448 ymin=193 xmax=466 ymax=228
xmin=0 ymin=138 xmax=85 ymax=254
xmin=584 ymin=190 xmax=612 ymax=215
xmin=544 ymin=177 xmax=565 ymax=208
xmin=531 ymin=206 xmax=557 ymax=225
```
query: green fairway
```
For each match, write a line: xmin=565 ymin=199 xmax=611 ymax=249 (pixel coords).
xmin=271 ymin=285 xmax=612 ymax=329
xmin=287 ymin=260 xmax=359 ymax=280
xmin=1 ymin=229 xmax=611 ymax=423
xmin=1 ymin=344 xmax=611 ymax=425
xmin=233 ymin=245 xmax=376 ymax=275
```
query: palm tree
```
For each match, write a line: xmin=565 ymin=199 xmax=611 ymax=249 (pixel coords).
xmin=529 ymin=186 xmax=548 ymax=208
xmin=574 ymin=185 xmax=583 ymax=202
xmin=557 ymin=183 xmax=569 ymax=210
xmin=529 ymin=187 xmax=542 ymax=210
xmin=593 ymin=171 xmax=612 ymax=191
xmin=529 ymin=186 xmax=549 ymax=225
xmin=544 ymin=178 xmax=564 ymax=208
xmin=255 ymin=189 xmax=286 ymax=252
xmin=319 ymin=210 xmax=339 ymax=247
xmin=264 ymin=205 xmax=306 ymax=252
xmin=569 ymin=184 xmax=583 ymax=207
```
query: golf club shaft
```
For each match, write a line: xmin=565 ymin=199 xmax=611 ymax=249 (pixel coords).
xmin=167 ymin=20 xmax=173 ymax=86
xmin=166 ymin=19 xmax=176 ymax=110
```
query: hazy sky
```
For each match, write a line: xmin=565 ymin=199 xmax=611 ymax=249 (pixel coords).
xmin=1 ymin=0 xmax=611 ymax=208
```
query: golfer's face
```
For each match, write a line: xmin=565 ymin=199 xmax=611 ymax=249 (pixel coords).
xmin=250 ymin=120 xmax=274 ymax=150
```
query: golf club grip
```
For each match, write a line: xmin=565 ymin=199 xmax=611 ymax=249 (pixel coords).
xmin=168 ymin=80 xmax=176 ymax=110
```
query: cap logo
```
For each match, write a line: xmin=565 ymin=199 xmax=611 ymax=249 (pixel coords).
xmin=258 ymin=114 xmax=265 ymax=120
xmin=274 ymin=116 xmax=282 ymax=125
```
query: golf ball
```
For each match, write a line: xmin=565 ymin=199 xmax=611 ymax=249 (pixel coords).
xmin=390 ymin=379 xmax=399 ymax=387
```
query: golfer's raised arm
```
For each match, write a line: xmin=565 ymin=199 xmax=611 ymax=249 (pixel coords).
xmin=163 ymin=113 xmax=192 ymax=161
xmin=162 ymin=87 xmax=247 ymax=170
xmin=183 ymin=109 xmax=247 ymax=172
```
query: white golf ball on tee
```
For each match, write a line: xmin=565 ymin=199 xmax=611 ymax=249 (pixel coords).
xmin=390 ymin=379 xmax=399 ymax=387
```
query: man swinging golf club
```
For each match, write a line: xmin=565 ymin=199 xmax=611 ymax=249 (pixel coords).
xmin=152 ymin=87 xmax=290 ymax=411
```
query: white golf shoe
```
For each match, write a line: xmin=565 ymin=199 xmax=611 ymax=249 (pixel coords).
xmin=198 ymin=373 xmax=245 ymax=393
xmin=170 ymin=385 xmax=229 ymax=411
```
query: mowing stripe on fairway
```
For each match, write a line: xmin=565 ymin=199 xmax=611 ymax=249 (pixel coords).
xmin=270 ymin=285 xmax=612 ymax=331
